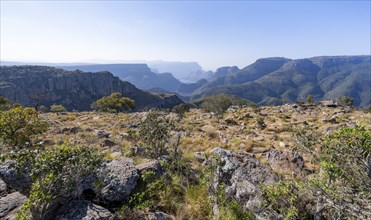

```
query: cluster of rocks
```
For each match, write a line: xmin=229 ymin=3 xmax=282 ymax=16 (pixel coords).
xmin=0 ymin=157 xmax=168 ymax=219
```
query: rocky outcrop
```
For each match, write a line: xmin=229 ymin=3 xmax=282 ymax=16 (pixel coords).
xmin=207 ymin=148 xmax=278 ymax=216
xmin=0 ymin=66 xmax=183 ymax=111
xmin=0 ymin=192 xmax=26 ymax=219
xmin=0 ymin=160 xmax=31 ymax=194
xmin=137 ymin=211 xmax=175 ymax=220
xmin=56 ymin=200 xmax=118 ymax=220
xmin=80 ymin=158 xmax=139 ymax=204
xmin=267 ymin=150 xmax=304 ymax=175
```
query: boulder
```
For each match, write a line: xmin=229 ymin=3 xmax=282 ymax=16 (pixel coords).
xmin=101 ymin=139 xmax=116 ymax=147
xmin=207 ymin=148 xmax=278 ymax=216
xmin=56 ymin=200 xmax=118 ymax=220
xmin=0 ymin=192 xmax=26 ymax=219
xmin=96 ymin=130 xmax=110 ymax=139
xmin=138 ymin=211 xmax=175 ymax=220
xmin=267 ymin=150 xmax=304 ymax=174
xmin=0 ymin=179 xmax=7 ymax=197
xmin=61 ymin=126 xmax=81 ymax=134
xmin=0 ymin=160 xmax=32 ymax=194
xmin=136 ymin=160 xmax=162 ymax=174
xmin=80 ymin=158 xmax=139 ymax=204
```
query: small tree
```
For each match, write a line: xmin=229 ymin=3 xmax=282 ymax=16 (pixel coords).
xmin=91 ymin=92 xmax=135 ymax=113
xmin=0 ymin=107 xmax=48 ymax=148
xmin=50 ymin=104 xmax=67 ymax=112
xmin=172 ymin=103 xmax=190 ymax=118
xmin=0 ymin=96 xmax=11 ymax=110
xmin=337 ymin=96 xmax=353 ymax=107
xmin=201 ymin=94 xmax=234 ymax=116
xmin=139 ymin=111 xmax=175 ymax=158
xmin=306 ymin=95 xmax=314 ymax=104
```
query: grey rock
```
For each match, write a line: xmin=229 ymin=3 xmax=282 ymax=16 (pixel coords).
xmin=136 ymin=160 xmax=162 ymax=174
xmin=267 ymin=150 xmax=304 ymax=174
xmin=56 ymin=200 xmax=118 ymax=220
xmin=0 ymin=160 xmax=32 ymax=194
xmin=96 ymin=130 xmax=110 ymax=139
xmin=80 ymin=158 xmax=139 ymax=204
xmin=208 ymin=148 xmax=278 ymax=215
xmin=194 ymin=151 xmax=206 ymax=163
xmin=101 ymin=139 xmax=116 ymax=147
xmin=0 ymin=179 xmax=7 ymax=197
xmin=61 ymin=126 xmax=81 ymax=134
xmin=138 ymin=211 xmax=175 ymax=220
xmin=0 ymin=192 xmax=26 ymax=219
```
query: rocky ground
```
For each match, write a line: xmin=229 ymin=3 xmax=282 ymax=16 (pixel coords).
xmin=0 ymin=103 xmax=370 ymax=219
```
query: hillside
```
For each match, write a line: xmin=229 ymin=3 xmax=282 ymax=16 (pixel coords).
xmin=0 ymin=103 xmax=369 ymax=219
xmin=0 ymin=66 xmax=183 ymax=111
xmin=188 ymin=56 xmax=371 ymax=107
xmin=60 ymin=64 xmax=183 ymax=92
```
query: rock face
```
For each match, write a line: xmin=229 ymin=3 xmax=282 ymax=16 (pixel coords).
xmin=0 ymin=160 xmax=31 ymax=195
xmin=267 ymin=150 xmax=304 ymax=174
xmin=0 ymin=66 xmax=183 ymax=111
xmin=0 ymin=192 xmax=27 ymax=219
xmin=208 ymin=148 xmax=278 ymax=216
xmin=56 ymin=200 xmax=118 ymax=220
xmin=80 ymin=158 xmax=139 ymax=204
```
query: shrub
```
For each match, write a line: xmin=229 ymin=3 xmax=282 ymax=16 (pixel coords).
xmin=91 ymin=92 xmax=135 ymax=113
xmin=172 ymin=103 xmax=190 ymax=118
xmin=337 ymin=96 xmax=353 ymax=107
xmin=38 ymin=105 xmax=49 ymax=113
xmin=50 ymin=104 xmax=67 ymax=112
xmin=15 ymin=144 xmax=102 ymax=219
xmin=0 ymin=96 xmax=11 ymax=110
xmin=201 ymin=94 xmax=250 ymax=116
xmin=0 ymin=107 xmax=48 ymax=148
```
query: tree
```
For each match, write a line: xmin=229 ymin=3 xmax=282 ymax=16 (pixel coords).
xmin=0 ymin=96 xmax=11 ymax=110
xmin=337 ymin=96 xmax=353 ymax=107
xmin=306 ymin=95 xmax=314 ymax=104
xmin=139 ymin=111 xmax=175 ymax=158
xmin=0 ymin=107 xmax=48 ymax=148
xmin=201 ymin=94 xmax=233 ymax=115
xmin=91 ymin=92 xmax=135 ymax=113
xmin=172 ymin=103 xmax=190 ymax=118
xmin=50 ymin=104 xmax=67 ymax=113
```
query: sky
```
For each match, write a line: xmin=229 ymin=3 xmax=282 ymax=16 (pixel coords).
xmin=1 ymin=1 xmax=370 ymax=71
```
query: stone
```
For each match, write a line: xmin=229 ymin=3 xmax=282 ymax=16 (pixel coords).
xmin=194 ymin=151 xmax=206 ymax=163
xmin=96 ymin=130 xmax=110 ymax=139
xmin=101 ymin=139 xmax=116 ymax=147
xmin=278 ymin=141 xmax=288 ymax=148
xmin=0 ymin=179 xmax=7 ymax=197
xmin=0 ymin=192 xmax=26 ymax=219
xmin=56 ymin=200 xmax=118 ymax=220
xmin=136 ymin=160 xmax=162 ymax=174
xmin=80 ymin=158 xmax=139 ymax=204
xmin=208 ymin=148 xmax=278 ymax=215
xmin=138 ymin=211 xmax=175 ymax=220
xmin=267 ymin=149 xmax=304 ymax=174
xmin=0 ymin=160 xmax=32 ymax=195
xmin=61 ymin=126 xmax=81 ymax=134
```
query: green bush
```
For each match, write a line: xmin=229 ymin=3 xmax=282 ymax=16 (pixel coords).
xmin=50 ymin=104 xmax=67 ymax=112
xmin=0 ymin=107 xmax=48 ymax=148
xmin=91 ymin=92 xmax=135 ymax=113
xmin=15 ymin=144 xmax=102 ymax=220
xmin=172 ymin=103 xmax=190 ymax=118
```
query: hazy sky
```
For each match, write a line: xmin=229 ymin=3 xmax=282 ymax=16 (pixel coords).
xmin=1 ymin=1 xmax=370 ymax=71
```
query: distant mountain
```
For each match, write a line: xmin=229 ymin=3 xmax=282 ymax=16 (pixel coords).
xmin=59 ymin=64 xmax=183 ymax=92
xmin=188 ymin=56 xmax=370 ymax=107
xmin=147 ymin=61 xmax=211 ymax=82
xmin=0 ymin=66 xmax=183 ymax=111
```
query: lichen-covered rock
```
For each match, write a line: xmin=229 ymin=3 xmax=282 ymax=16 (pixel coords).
xmin=56 ymin=200 xmax=118 ymax=220
xmin=0 ymin=192 xmax=26 ymax=219
xmin=0 ymin=160 xmax=31 ymax=194
xmin=208 ymin=148 xmax=278 ymax=216
xmin=0 ymin=179 xmax=7 ymax=197
xmin=136 ymin=160 xmax=162 ymax=175
xmin=80 ymin=158 xmax=139 ymax=204
xmin=267 ymin=149 xmax=304 ymax=174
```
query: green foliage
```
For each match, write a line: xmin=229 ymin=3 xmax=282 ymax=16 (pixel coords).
xmin=172 ymin=103 xmax=190 ymax=118
xmin=139 ymin=111 xmax=175 ymax=159
xmin=201 ymin=94 xmax=250 ymax=116
xmin=38 ymin=105 xmax=49 ymax=113
xmin=337 ymin=96 xmax=353 ymax=107
xmin=0 ymin=107 xmax=48 ymax=148
xmin=50 ymin=104 xmax=67 ymax=112
xmin=261 ymin=181 xmax=312 ymax=220
xmin=0 ymin=96 xmax=11 ymax=110
xmin=306 ymin=95 xmax=314 ymax=104
xmin=15 ymin=144 xmax=102 ymax=220
xmin=91 ymin=92 xmax=135 ymax=113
